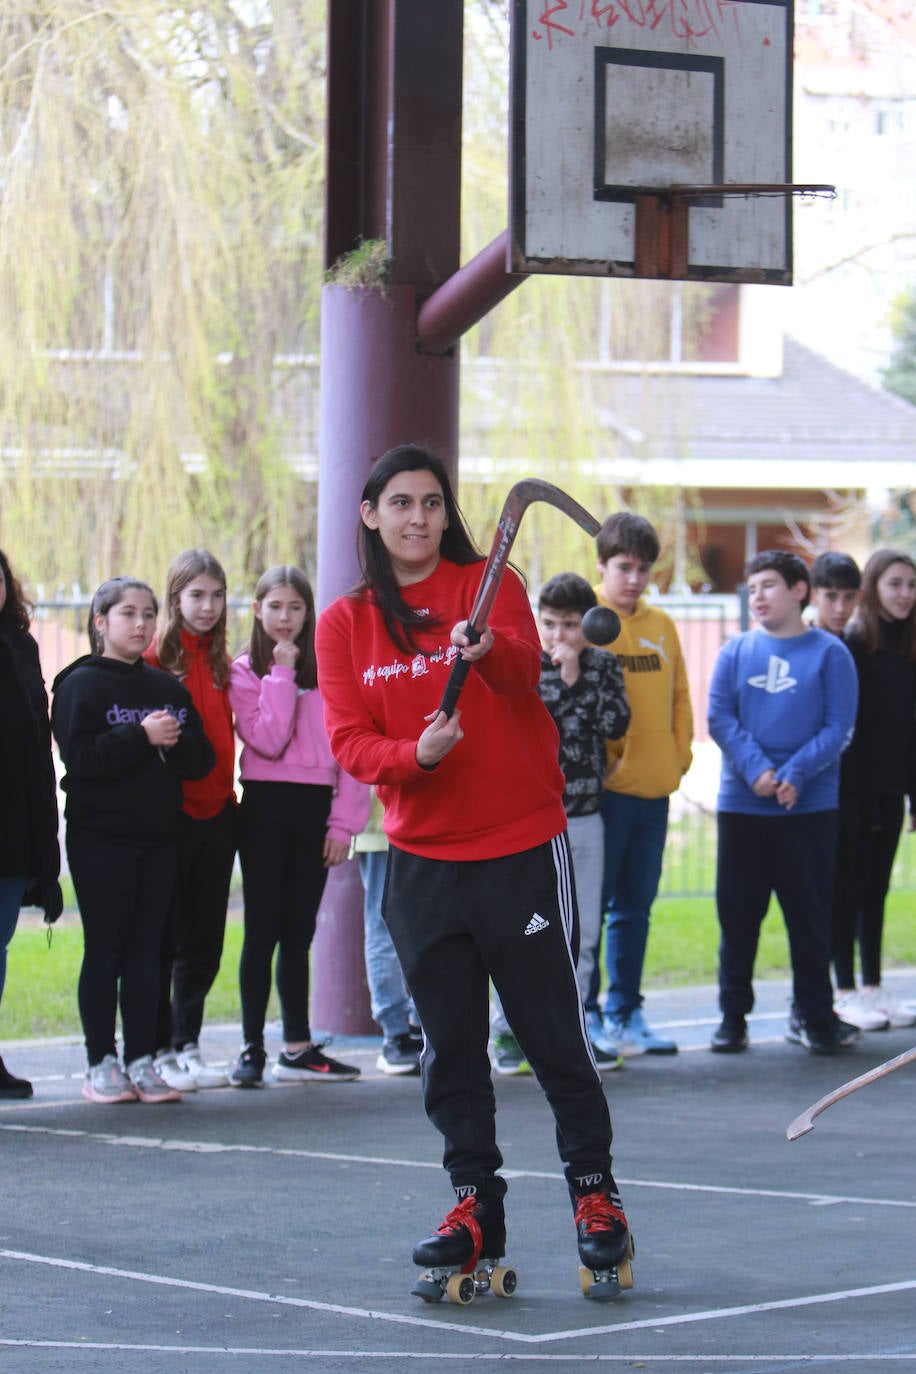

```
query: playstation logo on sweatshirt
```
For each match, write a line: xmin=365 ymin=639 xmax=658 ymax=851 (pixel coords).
xmin=524 ymin=913 xmax=549 ymax=936
xmin=749 ymin=655 xmax=797 ymax=694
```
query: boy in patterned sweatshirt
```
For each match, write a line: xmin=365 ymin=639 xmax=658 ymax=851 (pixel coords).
xmin=490 ymin=572 xmax=630 ymax=1073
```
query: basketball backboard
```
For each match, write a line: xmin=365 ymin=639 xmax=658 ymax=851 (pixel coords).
xmin=510 ymin=0 xmax=796 ymax=283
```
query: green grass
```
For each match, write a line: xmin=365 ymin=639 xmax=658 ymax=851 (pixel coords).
xmin=644 ymin=892 xmax=916 ymax=985
xmin=4 ymin=894 xmax=916 ymax=1042
xmin=1 ymin=917 xmax=278 ymax=1042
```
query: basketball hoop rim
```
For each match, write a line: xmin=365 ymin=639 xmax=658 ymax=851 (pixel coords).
xmin=665 ymin=183 xmax=836 ymax=199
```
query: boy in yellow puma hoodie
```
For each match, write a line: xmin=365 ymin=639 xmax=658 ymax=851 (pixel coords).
xmin=585 ymin=513 xmax=693 ymax=1057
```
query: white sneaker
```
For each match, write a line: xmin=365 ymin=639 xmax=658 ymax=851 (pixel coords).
xmin=861 ymin=986 xmax=916 ymax=1029
xmin=176 ymin=1043 xmax=230 ymax=1089
xmin=153 ymin=1049 xmax=198 ymax=1093
xmin=833 ymin=990 xmax=889 ymax=1032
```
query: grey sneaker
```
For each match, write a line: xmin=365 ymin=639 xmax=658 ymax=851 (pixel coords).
xmin=176 ymin=1043 xmax=230 ymax=1089
xmin=82 ymin=1054 xmax=138 ymax=1105
xmin=126 ymin=1055 xmax=182 ymax=1104
xmin=377 ymin=1031 xmax=421 ymax=1076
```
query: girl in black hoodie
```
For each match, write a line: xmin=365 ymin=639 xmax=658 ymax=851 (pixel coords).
xmin=0 ymin=549 xmax=62 ymax=1098
xmin=52 ymin=577 xmax=213 ymax=1105
xmin=837 ymin=549 xmax=916 ymax=1030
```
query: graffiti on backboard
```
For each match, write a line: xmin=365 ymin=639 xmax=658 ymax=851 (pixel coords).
xmin=531 ymin=0 xmax=750 ymax=50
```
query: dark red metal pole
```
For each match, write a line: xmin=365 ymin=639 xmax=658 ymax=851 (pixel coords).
xmin=311 ymin=1 xmax=463 ymax=1036
xmin=312 ymin=1 xmax=530 ymax=1035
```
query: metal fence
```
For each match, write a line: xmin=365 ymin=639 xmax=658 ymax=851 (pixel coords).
xmin=30 ymin=594 xmax=915 ymax=898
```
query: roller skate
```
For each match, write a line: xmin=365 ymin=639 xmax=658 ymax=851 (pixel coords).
xmin=411 ymin=1182 xmax=518 ymax=1306
xmin=571 ymin=1174 xmax=635 ymax=1300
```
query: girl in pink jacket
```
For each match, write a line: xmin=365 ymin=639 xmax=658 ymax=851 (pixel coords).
xmin=228 ymin=566 xmax=369 ymax=1088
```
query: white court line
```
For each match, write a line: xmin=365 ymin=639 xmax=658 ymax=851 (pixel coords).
xmin=3 ymin=1248 xmax=916 ymax=1348
xmin=1 ymin=1342 xmax=916 ymax=1363
xmin=2 ymin=1122 xmax=914 ymax=1209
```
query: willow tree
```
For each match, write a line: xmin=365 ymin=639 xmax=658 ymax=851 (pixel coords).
xmin=0 ymin=1 xmax=325 ymax=595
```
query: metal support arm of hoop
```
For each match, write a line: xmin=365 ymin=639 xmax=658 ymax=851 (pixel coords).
xmin=634 ymin=183 xmax=836 ymax=280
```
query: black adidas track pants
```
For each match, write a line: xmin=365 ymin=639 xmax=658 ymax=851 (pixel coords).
xmin=383 ymin=833 xmax=614 ymax=1191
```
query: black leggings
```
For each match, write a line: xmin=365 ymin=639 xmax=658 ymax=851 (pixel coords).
xmin=67 ymin=829 xmax=176 ymax=1067
xmin=853 ymin=796 xmax=903 ymax=987
xmin=238 ymin=781 xmax=331 ymax=1045
xmin=157 ymin=801 xmax=239 ymax=1052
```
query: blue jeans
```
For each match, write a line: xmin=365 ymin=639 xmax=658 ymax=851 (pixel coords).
xmin=359 ymin=850 xmax=416 ymax=1039
xmin=0 ymin=876 xmax=27 ymax=1006
xmin=597 ymin=792 xmax=669 ymax=1021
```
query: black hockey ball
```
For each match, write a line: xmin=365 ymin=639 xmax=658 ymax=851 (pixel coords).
xmin=581 ymin=605 xmax=621 ymax=645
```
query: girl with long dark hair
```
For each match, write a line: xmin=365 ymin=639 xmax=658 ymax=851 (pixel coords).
xmin=316 ymin=444 xmax=631 ymax=1301
xmin=146 ymin=549 xmax=238 ymax=1091
xmin=228 ymin=565 xmax=369 ymax=1088
xmin=52 ymin=577 xmax=214 ymax=1104
xmin=835 ymin=549 xmax=916 ymax=1029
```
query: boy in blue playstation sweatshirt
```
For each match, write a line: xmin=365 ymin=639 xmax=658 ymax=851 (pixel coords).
xmin=707 ymin=551 xmax=859 ymax=1056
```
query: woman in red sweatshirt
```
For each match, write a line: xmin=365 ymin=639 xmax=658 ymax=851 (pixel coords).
xmin=145 ymin=549 xmax=238 ymax=1091
xmin=315 ymin=444 xmax=631 ymax=1302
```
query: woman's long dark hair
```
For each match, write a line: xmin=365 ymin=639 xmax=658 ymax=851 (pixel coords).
xmin=849 ymin=548 xmax=916 ymax=660
xmin=0 ymin=548 xmax=32 ymax=633
xmin=355 ymin=444 xmax=483 ymax=655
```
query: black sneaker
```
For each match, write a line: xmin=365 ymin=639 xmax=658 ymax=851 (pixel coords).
xmin=0 ymin=1054 xmax=33 ymax=1099
xmin=589 ymin=1039 xmax=624 ymax=1072
xmin=377 ymin=1031 xmax=421 ymax=1076
xmin=786 ymin=1013 xmax=860 ymax=1055
xmin=229 ymin=1042 xmax=267 ymax=1088
xmin=273 ymin=1042 xmax=360 ymax=1082
xmin=710 ymin=1014 xmax=748 ymax=1053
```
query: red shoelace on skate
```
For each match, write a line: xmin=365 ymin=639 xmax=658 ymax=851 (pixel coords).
xmin=574 ymin=1192 xmax=628 ymax=1234
xmin=435 ymin=1196 xmax=484 ymax=1271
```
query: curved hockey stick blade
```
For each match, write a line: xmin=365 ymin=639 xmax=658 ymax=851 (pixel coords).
xmin=437 ymin=479 xmax=600 ymax=717
xmin=786 ymin=1044 xmax=916 ymax=1140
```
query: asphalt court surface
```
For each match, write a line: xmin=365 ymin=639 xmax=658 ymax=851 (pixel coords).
xmin=2 ymin=973 xmax=915 ymax=1374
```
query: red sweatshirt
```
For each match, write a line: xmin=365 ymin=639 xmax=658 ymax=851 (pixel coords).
xmin=315 ymin=558 xmax=566 ymax=861
xmin=145 ymin=630 xmax=237 ymax=820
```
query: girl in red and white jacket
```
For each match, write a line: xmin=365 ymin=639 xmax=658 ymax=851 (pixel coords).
xmin=145 ymin=549 xmax=238 ymax=1091
xmin=228 ymin=565 xmax=369 ymax=1089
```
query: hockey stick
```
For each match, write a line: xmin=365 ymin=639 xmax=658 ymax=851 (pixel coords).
xmin=786 ymin=1045 xmax=916 ymax=1140
xmin=437 ymin=479 xmax=601 ymax=718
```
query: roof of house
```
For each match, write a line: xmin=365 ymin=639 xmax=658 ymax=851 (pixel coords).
xmin=590 ymin=338 xmax=916 ymax=485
